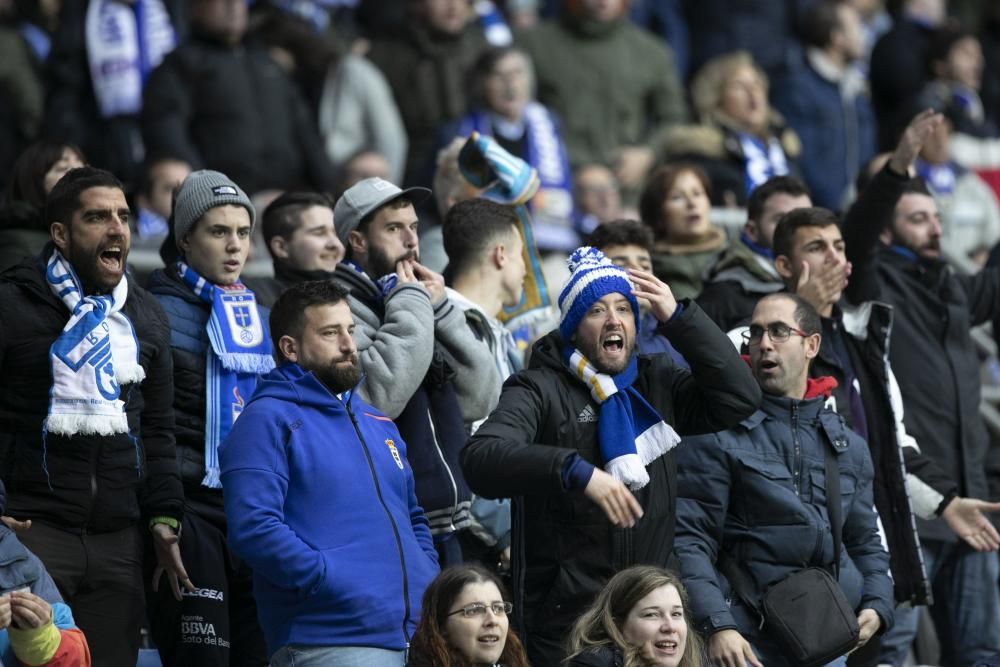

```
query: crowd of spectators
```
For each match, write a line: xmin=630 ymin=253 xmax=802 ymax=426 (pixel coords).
xmin=4 ymin=0 xmax=1000 ymax=666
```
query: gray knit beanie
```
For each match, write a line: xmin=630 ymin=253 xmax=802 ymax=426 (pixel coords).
xmin=173 ymin=170 xmax=256 ymax=251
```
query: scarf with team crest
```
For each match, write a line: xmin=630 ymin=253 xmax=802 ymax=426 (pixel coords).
xmin=176 ymin=261 xmax=274 ymax=488
xmin=45 ymin=249 xmax=145 ymax=436
xmin=564 ymin=351 xmax=680 ymax=490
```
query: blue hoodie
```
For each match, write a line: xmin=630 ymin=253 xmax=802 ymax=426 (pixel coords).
xmin=219 ymin=364 xmax=439 ymax=656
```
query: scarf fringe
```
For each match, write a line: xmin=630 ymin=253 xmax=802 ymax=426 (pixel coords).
xmin=606 ymin=454 xmax=650 ymax=490
xmin=201 ymin=468 xmax=222 ymax=490
xmin=117 ymin=365 xmax=146 ymax=385
xmin=44 ymin=413 xmax=129 ymax=437
xmin=635 ymin=422 xmax=681 ymax=465
xmin=216 ymin=352 xmax=276 ymax=376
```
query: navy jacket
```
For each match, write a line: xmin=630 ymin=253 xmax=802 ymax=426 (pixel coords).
xmin=220 ymin=364 xmax=439 ymax=656
xmin=771 ymin=57 xmax=876 ymax=211
xmin=675 ymin=391 xmax=893 ymax=653
xmin=147 ymin=264 xmax=270 ymax=515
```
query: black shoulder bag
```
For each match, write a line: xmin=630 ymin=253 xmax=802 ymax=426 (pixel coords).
xmin=720 ymin=442 xmax=860 ymax=666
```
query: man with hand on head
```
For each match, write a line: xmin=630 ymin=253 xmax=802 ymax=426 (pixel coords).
xmin=220 ymin=280 xmax=439 ymax=666
xmin=332 ymin=177 xmax=499 ymax=565
xmin=0 ymin=166 xmax=186 ymax=665
xmin=461 ymin=246 xmax=760 ymax=665
xmin=146 ymin=170 xmax=273 ymax=666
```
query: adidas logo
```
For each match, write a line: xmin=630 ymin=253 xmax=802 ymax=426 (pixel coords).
xmin=577 ymin=404 xmax=597 ymax=423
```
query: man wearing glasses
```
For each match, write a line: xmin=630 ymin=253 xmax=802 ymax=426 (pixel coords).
xmin=675 ymin=292 xmax=894 ymax=667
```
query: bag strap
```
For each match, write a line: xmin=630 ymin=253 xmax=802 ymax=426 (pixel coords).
xmin=720 ymin=426 xmax=845 ymax=618
xmin=823 ymin=434 xmax=843 ymax=580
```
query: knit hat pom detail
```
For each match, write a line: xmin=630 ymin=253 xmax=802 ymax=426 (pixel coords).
xmin=566 ymin=246 xmax=610 ymax=273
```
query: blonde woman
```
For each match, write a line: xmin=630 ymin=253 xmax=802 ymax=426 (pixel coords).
xmin=565 ymin=566 xmax=704 ymax=667
xmin=661 ymin=51 xmax=801 ymax=207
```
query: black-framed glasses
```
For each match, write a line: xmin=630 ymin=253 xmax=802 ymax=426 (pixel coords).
xmin=447 ymin=602 xmax=514 ymax=618
xmin=742 ymin=322 xmax=810 ymax=346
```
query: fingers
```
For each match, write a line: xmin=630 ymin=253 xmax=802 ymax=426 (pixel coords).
xmin=151 ymin=566 xmax=163 ymax=593
xmin=978 ymin=517 xmax=1000 ymax=550
xmin=10 ymin=593 xmax=49 ymax=628
xmin=796 ymin=260 xmax=811 ymax=291
xmin=600 ymin=485 xmax=643 ymax=528
xmin=169 ymin=573 xmax=183 ymax=602
xmin=0 ymin=517 xmax=31 ymax=534
xmin=972 ymin=500 xmax=1000 ymax=513
xmin=395 ymin=260 xmax=416 ymax=283
xmin=744 ymin=643 xmax=765 ymax=667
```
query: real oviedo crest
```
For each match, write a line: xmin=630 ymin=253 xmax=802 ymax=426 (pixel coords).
xmin=221 ymin=293 xmax=265 ymax=348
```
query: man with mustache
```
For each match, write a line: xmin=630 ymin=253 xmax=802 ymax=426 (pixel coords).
xmin=332 ymin=177 xmax=499 ymax=566
xmin=219 ymin=280 xmax=439 ymax=666
xmin=843 ymin=109 xmax=1000 ymax=665
xmin=0 ymin=167 xmax=186 ymax=665
xmin=675 ymin=292 xmax=894 ymax=667
xmin=461 ymin=246 xmax=760 ymax=665
xmin=146 ymin=170 xmax=273 ymax=666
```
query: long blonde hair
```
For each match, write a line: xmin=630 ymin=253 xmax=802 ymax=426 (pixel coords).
xmin=566 ymin=566 xmax=704 ymax=667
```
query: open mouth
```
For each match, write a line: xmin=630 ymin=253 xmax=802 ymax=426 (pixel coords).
xmin=99 ymin=246 xmax=123 ymax=271
xmin=654 ymin=639 xmax=679 ymax=652
xmin=602 ymin=334 xmax=624 ymax=353
xmin=758 ymin=359 xmax=779 ymax=371
xmin=477 ymin=634 xmax=501 ymax=644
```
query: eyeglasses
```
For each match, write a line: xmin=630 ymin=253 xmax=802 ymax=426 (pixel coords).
xmin=742 ymin=322 xmax=810 ymax=346
xmin=447 ymin=602 xmax=514 ymax=618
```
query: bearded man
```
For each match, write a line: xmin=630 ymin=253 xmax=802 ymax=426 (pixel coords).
xmin=461 ymin=246 xmax=760 ymax=665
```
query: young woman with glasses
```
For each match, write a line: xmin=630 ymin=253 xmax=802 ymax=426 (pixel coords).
xmin=408 ymin=565 xmax=530 ymax=667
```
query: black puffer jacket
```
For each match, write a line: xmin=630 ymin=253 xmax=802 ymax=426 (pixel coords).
xmin=0 ymin=253 xmax=182 ymax=532
xmin=461 ymin=302 xmax=760 ymax=665
xmin=142 ymin=33 xmax=335 ymax=194
xmin=147 ymin=265 xmax=270 ymax=513
xmin=844 ymin=165 xmax=1000 ymax=543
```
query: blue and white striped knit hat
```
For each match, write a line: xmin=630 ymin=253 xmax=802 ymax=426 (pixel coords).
xmin=558 ymin=247 xmax=640 ymax=341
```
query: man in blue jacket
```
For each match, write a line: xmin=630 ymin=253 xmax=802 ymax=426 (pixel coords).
xmin=675 ymin=292 xmax=893 ymax=667
xmin=220 ymin=280 xmax=439 ymax=666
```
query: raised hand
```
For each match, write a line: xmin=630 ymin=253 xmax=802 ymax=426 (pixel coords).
xmin=627 ymin=268 xmax=677 ymax=323
xmin=794 ymin=260 xmax=851 ymax=313
xmin=889 ymin=110 xmax=943 ymax=175
xmin=412 ymin=261 xmax=446 ymax=305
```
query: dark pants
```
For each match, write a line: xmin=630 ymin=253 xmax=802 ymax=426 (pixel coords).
xmin=147 ymin=510 xmax=268 ymax=667
xmin=18 ymin=520 xmax=144 ymax=667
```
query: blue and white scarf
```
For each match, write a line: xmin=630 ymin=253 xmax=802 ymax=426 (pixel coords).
xmin=564 ymin=350 xmax=680 ymax=490
xmin=739 ymin=133 xmax=789 ymax=198
xmin=86 ymin=0 xmax=176 ymax=118
xmin=176 ymin=262 xmax=274 ymax=488
xmin=458 ymin=102 xmax=576 ymax=250
xmin=45 ymin=249 xmax=145 ymax=436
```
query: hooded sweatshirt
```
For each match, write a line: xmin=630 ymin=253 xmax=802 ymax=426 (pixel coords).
xmin=219 ymin=363 xmax=439 ymax=655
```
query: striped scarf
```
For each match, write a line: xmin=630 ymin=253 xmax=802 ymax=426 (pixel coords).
xmin=564 ymin=350 xmax=680 ymax=490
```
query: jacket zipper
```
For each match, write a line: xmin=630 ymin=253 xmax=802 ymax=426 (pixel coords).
xmin=427 ymin=409 xmax=459 ymax=529
xmin=347 ymin=401 xmax=412 ymax=647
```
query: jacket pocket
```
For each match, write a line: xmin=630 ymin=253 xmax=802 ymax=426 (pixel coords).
xmin=809 ymin=469 xmax=858 ymax=517
xmin=735 ymin=454 xmax=803 ymax=526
